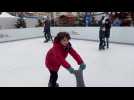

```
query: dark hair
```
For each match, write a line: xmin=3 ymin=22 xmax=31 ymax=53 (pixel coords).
xmin=54 ymin=32 xmax=71 ymax=43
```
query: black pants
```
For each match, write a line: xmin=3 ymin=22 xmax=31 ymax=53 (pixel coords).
xmin=44 ymin=32 xmax=53 ymax=42
xmin=49 ymin=70 xmax=58 ymax=87
xmin=99 ymin=37 xmax=105 ymax=49
xmin=105 ymin=38 xmax=109 ymax=48
xmin=105 ymin=31 xmax=110 ymax=48
xmin=44 ymin=32 xmax=51 ymax=41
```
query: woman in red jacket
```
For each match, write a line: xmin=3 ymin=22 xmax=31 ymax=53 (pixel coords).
xmin=45 ymin=32 xmax=86 ymax=87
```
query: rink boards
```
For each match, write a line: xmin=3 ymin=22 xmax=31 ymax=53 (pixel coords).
xmin=0 ymin=27 xmax=134 ymax=45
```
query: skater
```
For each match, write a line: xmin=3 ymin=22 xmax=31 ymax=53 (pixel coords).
xmin=43 ymin=17 xmax=52 ymax=43
xmin=98 ymin=16 xmax=105 ymax=26
xmin=104 ymin=18 xmax=111 ymax=49
xmin=99 ymin=23 xmax=106 ymax=50
xmin=45 ymin=32 xmax=86 ymax=87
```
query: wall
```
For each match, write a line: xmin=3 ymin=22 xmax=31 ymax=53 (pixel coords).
xmin=0 ymin=27 xmax=134 ymax=45
xmin=51 ymin=27 xmax=134 ymax=45
xmin=0 ymin=27 xmax=43 ymax=43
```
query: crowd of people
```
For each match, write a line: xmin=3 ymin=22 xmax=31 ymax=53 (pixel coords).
xmin=110 ymin=12 xmax=134 ymax=26
xmin=51 ymin=12 xmax=134 ymax=27
xmin=82 ymin=12 xmax=134 ymax=27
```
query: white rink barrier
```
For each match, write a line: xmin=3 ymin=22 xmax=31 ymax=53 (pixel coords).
xmin=0 ymin=27 xmax=134 ymax=45
xmin=0 ymin=27 xmax=43 ymax=43
xmin=51 ymin=27 xmax=134 ymax=45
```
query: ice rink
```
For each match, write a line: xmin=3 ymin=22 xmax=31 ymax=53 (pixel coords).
xmin=0 ymin=38 xmax=134 ymax=87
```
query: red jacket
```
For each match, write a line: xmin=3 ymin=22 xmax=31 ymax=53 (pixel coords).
xmin=45 ymin=41 xmax=84 ymax=71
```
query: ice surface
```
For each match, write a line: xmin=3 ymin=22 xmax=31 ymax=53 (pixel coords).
xmin=0 ymin=38 xmax=134 ymax=87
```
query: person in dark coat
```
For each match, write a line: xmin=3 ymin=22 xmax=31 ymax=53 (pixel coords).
xmin=104 ymin=18 xmax=112 ymax=48
xmin=45 ymin=32 xmax=86 ymax=87
xmin=99 ymin=24 xmax=106 ymax=50
xmin=98 ymin=16 xmax=105 ymax=26
xmin=43 ymin=17 xmax=52 ymax=43
xmin=98 ymin=16 xmax=106 ymax=50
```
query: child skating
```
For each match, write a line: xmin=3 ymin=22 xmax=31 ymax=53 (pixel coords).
xmin=45 ymin=32 xmax=86 ymax=87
